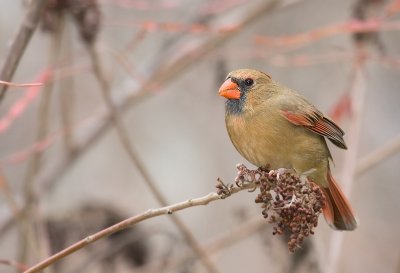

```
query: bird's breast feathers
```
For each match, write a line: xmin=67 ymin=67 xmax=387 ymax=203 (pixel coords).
xmin=225 ymin=109 xmax=329 ymax=178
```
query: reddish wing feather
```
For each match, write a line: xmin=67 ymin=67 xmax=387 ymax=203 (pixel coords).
xmin=281 ymin=109 xmax=347 ymax=149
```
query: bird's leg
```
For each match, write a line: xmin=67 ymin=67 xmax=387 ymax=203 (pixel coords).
xmin=298 ymin=168 xmax=316 ymax=183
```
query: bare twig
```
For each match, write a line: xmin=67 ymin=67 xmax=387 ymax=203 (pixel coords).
xmin=326 ymin=50 xmax=367 ymax=273
xmin=19 ymin=17 xmax=64 ymax=266
xmin=23 ymin=181 xmax=256 ymax=273
xmin=0 ymin=170 xmax=20 ymax=220
xmin=37 ymin=0 xmax=297 ymax=197
xmin=0 ymin=0 xmax=47 ymax=103
xmin=160 ymin=217 xmax=266 ymax=272
xmin=355 ymin=134 xmax=400 ymax=176
xmin=0 ymin=80 xmax=42 ymax=87
xmin=0 ymin=0 xmax=305 ymax=247
xmin=86 ymin=43 xmax=220 ymax=273
xmin=59 ymin=23 xmax=76 ymax=153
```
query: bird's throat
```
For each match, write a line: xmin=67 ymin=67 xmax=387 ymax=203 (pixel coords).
xmin=225 ymin=98 xmax=245 ymax=115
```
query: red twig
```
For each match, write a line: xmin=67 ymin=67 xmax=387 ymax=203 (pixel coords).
xmin=0 ymin=80 xmax=43 ymax=88
xmin=100 ymin=0 xmax=179 ymax=10
xmin=104 ymin=20 xmax=241 ymax=34
xmin=200 ymin=0 xmax=247 ymax=15
xmin=254 ymin=19 xmax=400 ymax=48
xmin=0 ymin=0 xmax=47 ymax=103
xmin=0 ymin=70 xmax=52 ymax=135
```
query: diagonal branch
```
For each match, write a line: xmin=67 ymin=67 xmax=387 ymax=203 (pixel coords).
xmin=0 ymin=0 xmax=47 ymax=103
xmin=38 ymin=0 xmax=299 ymax=196
xmin=326 ymin=49 xmax=368 ymax=273
xmin=86 ymin=43 xmax=220 ymax=273
xmin=355 ymin=134 xmax=400 ymax=176
xmin=22 ymin=180 xmax=257 ymax=273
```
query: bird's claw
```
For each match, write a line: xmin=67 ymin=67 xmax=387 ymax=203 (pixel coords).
xmin=276 ymin=168 xmax=287 ymax=180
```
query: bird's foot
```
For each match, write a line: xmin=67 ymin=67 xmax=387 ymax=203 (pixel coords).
xmin=299 ymin=168 xmax=316 ymax=183
xmin=275 ymin=168 xmax=288 ymax=180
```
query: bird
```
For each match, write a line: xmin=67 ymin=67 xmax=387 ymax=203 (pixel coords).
xmin=218 ymin=68 xmax=357 ymax=231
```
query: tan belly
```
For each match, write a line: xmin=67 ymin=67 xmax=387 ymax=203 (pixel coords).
xmin=226 ymin=113 xmax=330 ymax=185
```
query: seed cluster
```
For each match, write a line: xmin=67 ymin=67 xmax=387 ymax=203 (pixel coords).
xmin=234 ymin=164 xmax=325 ymax=252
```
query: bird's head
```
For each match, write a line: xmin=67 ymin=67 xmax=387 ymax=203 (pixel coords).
xmin=218 ymin=69 xmax=273 ymax=115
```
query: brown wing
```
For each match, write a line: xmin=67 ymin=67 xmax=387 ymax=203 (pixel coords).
xmin=280 ymin=108 xmax=347 ymax=150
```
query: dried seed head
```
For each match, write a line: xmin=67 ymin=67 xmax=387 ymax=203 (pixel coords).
xmin=233 ymin=165 xmax=325 ymax=252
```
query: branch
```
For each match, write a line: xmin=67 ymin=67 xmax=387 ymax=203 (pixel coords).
xmin=0 ymin=0 xmax=47 ymax=103
xmin=326 ymin=48 xmax=368 ymax=273
xmin=36 ymin=0 xmax=299 ymax=190
xmin=0 ymin=80 xmax=42 ymax=88
xmin=161 ymin=216 xmax=266 ymax=272
xmin=355 ymin=134 xmax=400 ymax=176
xmin=22 ymin=181 xmax=256 ymax=273
xmin=23 ymin=163 xmax=327 ymax=273
xmin=86 ymin=43 xmax=220 ymax=273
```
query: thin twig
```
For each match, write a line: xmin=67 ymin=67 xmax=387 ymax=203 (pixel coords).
xmin=160 ymin=217 xmax=266 ymax=272
xmin=86 ymin=43 xmax=220 ymax=273
xmin=37 ymin=0 xmax=294 ymax=198
xmin=0 ymin=80 xmax=43 ymax=87
xmin=326 ymin=50 xmax=367 ymax=273
xmin=59 ymin=23 xmax=76 ymax=153
xmin=19 ymin=18 xmax=64 ymax=266
xmin=0 ymin=0 xmax=47 ymax=103
xmin=22 ymin=182 xmax=256 ymax=273
xmin=355 ymin=134 xmax=400 ymax=176
xmin=0 ymin=170 xmax=20 ymax=221
xmin=0 ymin=0 xmax=304 ymax=244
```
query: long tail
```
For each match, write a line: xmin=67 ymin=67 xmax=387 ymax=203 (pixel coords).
xmin=321 ymin=170 xmax=358 ymax=230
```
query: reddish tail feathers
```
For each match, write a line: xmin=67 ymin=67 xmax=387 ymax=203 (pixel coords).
xmin=321 ymin=170 xmax=358 ymax=230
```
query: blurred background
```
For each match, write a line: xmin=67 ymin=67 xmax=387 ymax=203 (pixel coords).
xmin=0 ymin=0 xmax=399 ymax=272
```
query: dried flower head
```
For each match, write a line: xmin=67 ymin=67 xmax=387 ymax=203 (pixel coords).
xmin=234 ymin=164 xmax=325 ymax=252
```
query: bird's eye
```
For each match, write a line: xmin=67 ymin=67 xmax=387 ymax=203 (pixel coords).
xmin=244 ymin=78 xmax=254 ymax=86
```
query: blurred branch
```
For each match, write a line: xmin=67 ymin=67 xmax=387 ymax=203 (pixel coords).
xmin=24 ymin=162 xmax=327 ymax=273
xmin=37 ymin=0 xmax=299 ymax=189
xmin=327 ymin=49 xmax=368 ymax=273
xmin=22 ymin=179 xmax=257 ymax=273
xmin=0 ymin=170 xmax=20 ymax=221
xmin=160 ymin=217 xmax=266 ymax=272
xmin=19 ymin=17 xmax=65 ymax=267
xmin=384 ymin=0 xmax=400 ymax=17
xmin=0 ymin=0 xmax=47 ymax=103
xmin=105 ymin=20 xmax=241 ymax=34
xmin=0 ymin=70 xmax=51 ymax=136
xmin=0 ymin=0 xmax=304 ymax=248
xmin=355 ymin=134 xmax=400 ymax=176
xmin=86 ymin=43 xmax=220 ymax=273
xmin=100 ymin=0 xmax=180 ymax=10
xmin=0 ymin=258 xmax=28 ymax=272
xmin=59 ymin=23 xmax=76 ymax=154
xmin=254 ymin=18 xmax=398 ymax=49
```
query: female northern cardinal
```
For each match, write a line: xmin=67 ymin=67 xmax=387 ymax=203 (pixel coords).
xmin=219 ymin=69 xmax=357 ymax=231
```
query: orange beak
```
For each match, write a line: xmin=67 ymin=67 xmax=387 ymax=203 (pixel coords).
xmin=218 ymin=79 xmax=241 ymax=99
